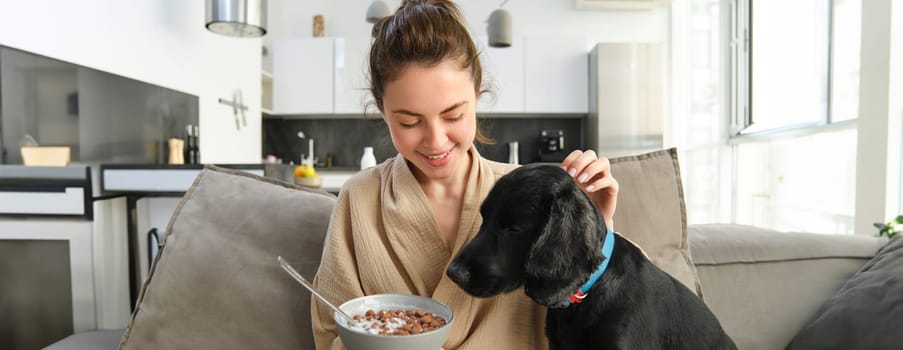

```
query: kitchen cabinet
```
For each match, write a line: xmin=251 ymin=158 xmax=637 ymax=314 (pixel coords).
xmin=477 ymin=36 xmax=588 ymax=114
xmin=477 ymin=36 xmax=526 ymax=113
xmin=270 ymin=36 xmax=588 ymax=116
xmin=272 ymin=37 xmax=373 ymax=116
xmin=0 ymin=165 xmax=130 ymax=347
xmin=524 ymin=36 xmax=589 ymax=114
xmin=273 ymin=38 xmax=335 ymax=114
xmin=334 ymin=37 xmax=374 ymax=115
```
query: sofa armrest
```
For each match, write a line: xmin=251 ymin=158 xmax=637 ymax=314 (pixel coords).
xmin=688 ymin=224 xmax=886 ymax=350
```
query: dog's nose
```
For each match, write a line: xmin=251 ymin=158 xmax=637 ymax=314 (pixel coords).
xmin=446 ymin=262 xmax=470 ymax=285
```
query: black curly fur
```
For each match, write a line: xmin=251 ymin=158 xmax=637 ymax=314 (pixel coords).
xmin=447 ymin=164 xmax=736 ymax=350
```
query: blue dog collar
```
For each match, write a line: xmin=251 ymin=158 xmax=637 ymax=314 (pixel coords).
xmin=561 ymin=229 xmax=615 ymax=307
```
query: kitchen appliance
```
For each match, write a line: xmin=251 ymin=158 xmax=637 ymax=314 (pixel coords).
xmin=586 ymin=43 xmax=664 ymax=157
xmin=538 ymin=130 xmax=567 ymax=162
xmin=206 ymin=0 xmax=268 ymax=38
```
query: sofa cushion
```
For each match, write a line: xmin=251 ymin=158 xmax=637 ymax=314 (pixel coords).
xmin=610 ymin=148 xmax=702 ymax=296
xmin=691 ymin=224 xmax=884 ymax=264
xmin=787 ymin=235 xmax=903 ymax=349
xmin=118 ymin=165 xmax=336 ymax=350
xmin=690 ymin=224 xmax=886 ymax=350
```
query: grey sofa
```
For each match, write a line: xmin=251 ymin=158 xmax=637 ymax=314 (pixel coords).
xmin=688 ymin=224 xmax=886 ymax=350
xmin=42 ymin=154 xmax=889 ymax=350
xmin=45 ymin=224 xmax=887 ymax=350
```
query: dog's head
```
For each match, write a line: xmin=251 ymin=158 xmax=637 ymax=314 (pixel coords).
xmin=447 ymin=164 xmax=608 ymax=306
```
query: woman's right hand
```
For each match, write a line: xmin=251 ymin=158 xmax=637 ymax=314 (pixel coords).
xmin=560 ymin=150 xmax=619 ymax=231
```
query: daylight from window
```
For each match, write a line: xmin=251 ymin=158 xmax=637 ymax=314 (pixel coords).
xmin=682 ymin=0 xmax=861 ymax=234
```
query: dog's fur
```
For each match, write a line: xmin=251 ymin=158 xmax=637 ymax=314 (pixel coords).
xmin=447 ymin=164 xmax=736 ymax=349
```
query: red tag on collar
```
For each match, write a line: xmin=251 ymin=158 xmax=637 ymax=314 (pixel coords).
xmin=568 ymin=290 xmax=588 ymax=304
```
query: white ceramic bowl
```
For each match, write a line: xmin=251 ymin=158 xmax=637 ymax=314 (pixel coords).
xmin=335 ymin=294 xmax=454 ymax=350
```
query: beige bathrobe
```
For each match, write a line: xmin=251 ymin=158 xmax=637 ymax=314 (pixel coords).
xmin=312 ymin=147 xmax=548 ymax=350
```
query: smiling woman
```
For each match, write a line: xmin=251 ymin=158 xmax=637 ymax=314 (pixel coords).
xmin=381 ymin=61 xmax=478 ymax=184
xmin=308 ymin=1 xmax=620 ymax=349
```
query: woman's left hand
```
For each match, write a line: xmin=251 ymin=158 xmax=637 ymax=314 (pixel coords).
xmin=561 ymin=150 xmax=619 ymax=231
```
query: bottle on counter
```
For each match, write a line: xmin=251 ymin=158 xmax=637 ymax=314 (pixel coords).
xmin=184 ymin=125 xmax=194 ymax=164
xmin=190 ymin=125 xmax=200 ymax=164
xmin=508 ymin=141 xmax=519 ymax=164
xmin=191 ymin=125 xmax=201 ymax=164
xmin=361 ymin=146 xmax=377 ymax=170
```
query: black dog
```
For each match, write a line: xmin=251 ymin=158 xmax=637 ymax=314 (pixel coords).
xmin=447 ymin=164 xmax=736 ymax=349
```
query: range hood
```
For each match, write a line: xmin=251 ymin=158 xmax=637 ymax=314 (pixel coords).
xmin=206 ymin=0 xmax=268 ymax=38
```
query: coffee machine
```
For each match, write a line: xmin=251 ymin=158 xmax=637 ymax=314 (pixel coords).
xmin=538 ymin=130 xmax=567 ymax=162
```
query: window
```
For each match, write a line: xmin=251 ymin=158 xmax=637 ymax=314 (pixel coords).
xmin=734 ymin=129 xmax=857 ymax=233
xmin=745 ymin=0 xmax=830 ymax=133
xmin=733 ymin=0 xmax=861 ymax=134
xmin=679 ymin=0 xmax=862 ymax=234
xmin=732 ymin=0 xmax=861 ymax=234
xmin=829 ymin=0 xmax=861 ymax=122
xmin=680 ymin=0 xmax=731 ymax=224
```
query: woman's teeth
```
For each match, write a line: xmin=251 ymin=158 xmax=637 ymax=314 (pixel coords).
xmin=427 ymin=150 xmax=450 ymax=160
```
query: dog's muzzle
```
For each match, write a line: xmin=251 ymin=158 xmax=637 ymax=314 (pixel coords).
xmin=446 ymin=262 xmax=470 ymax=285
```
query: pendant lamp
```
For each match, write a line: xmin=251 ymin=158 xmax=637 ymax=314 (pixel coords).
xmin=366 ymin=0 xmax=392 ymax=24
xmin=488 ymin=1 xmax=512 ymax=48
xmin=206 ymin=0 xmax=268 ymax=38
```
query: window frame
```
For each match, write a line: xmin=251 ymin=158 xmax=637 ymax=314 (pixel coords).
xmin=729 ymin=0 xmax=845 ymax=140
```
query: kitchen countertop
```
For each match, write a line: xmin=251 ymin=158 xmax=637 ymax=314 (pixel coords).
xmin=100 ymin=164 xmax=265 ymax=195
xmin=1 ymin=163 xmax=357 ymax=196
xmin=0 ymin=164 xmax=91 ymax=182
xmin=263 ymin=164 xmax=359 ymax=194
xmin=100 ymin=163 xmax=263 ymax=170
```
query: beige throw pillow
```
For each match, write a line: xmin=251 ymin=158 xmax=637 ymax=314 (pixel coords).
xmin=610 ymin=148 xmax=703 ymax=297
xmin=118 ymin=165 xmax=336 ymax=350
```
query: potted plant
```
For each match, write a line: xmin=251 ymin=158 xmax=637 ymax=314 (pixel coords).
xmin=874 ymin=215 xmax=903 ymax=238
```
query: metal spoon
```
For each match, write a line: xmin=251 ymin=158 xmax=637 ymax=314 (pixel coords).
xmin=277 ymin=256 xmax=357 ymax=325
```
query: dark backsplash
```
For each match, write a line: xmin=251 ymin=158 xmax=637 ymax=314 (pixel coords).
xmin=263 ymin=116 xmax=584 ymax=168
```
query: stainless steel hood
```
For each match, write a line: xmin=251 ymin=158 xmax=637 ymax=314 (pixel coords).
xmin=206 ymin=0 xmax=268 ymax=38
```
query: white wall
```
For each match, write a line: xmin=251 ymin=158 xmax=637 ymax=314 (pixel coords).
xmin=0 ymin=0 xmax=263 ymax=163
xmin=855 ymin=0 xmax=903 ymax=234
xmin=263 ymin=0 xmax=670 ymax=72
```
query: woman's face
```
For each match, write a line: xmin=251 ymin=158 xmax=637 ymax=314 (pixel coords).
xmin=381 ymin=60 xmax=477 ymax=183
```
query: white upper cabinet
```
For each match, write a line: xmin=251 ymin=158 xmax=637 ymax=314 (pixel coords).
xmin=334 ymin=37 xmax=374 ymax=115
xmin=476 ymin=36 xmax=526 ymax=114
xmin=270 ymin=36 xmax=588 ymax=115
xmin=273 ymin=38 xmax=335 ymax=114
xmin=524 ymin=36 xmax=589 ymax=113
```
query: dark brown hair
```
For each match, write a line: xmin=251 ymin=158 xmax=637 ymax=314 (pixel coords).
xmin=369 ymin=0 xmax=493 ymax=144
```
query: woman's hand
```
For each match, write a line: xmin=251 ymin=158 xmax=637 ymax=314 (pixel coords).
xmin=561 ymin=150 xmax=619 ymax=231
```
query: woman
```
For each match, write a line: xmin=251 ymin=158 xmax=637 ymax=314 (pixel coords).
xmin=311 ymin=1 xmax=618 ymax=349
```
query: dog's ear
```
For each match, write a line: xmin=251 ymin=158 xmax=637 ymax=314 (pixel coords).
xmin=523 ymin=181 xmax=598 ymax=306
